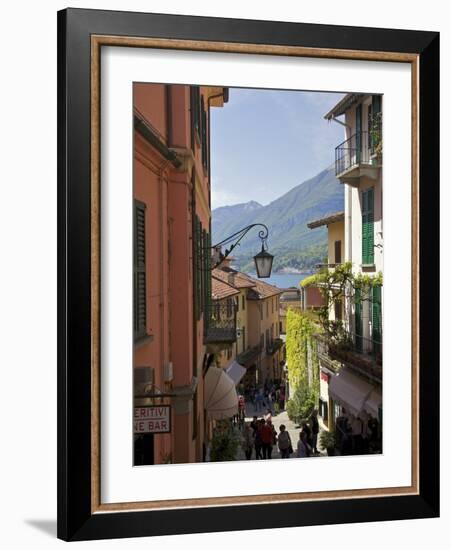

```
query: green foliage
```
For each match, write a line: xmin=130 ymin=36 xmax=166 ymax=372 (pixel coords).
xmin=300 ymin=263 xmax=383 ymax=343
xmin=237 ymin=243 xmax=327 ymax=273
xmin=286 ymin=385 xmax=317 ymax=424
xmin=319 ymin=429 xmax=336 ymax=450
xmin=212 ymin=167 xmax=343 ymax=273
xmin=209 ymin=420 xmax=241 ymax=462
xmin=300 ymin=274 xmax=319 ymax=288
xmin=285 ymin=309 xmax=320 ymax=419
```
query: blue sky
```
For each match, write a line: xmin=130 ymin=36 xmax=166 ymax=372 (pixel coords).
xmin=210 ymin=88 xmax=345 ymax=209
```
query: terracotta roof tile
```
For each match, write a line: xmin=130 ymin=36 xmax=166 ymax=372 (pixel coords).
xmin=212 ymin=267 xmax=256 ymax=289
xmin=211 ymin=275 xmax=240 ymax=301
xmin=246 ymin=277 xmax=284 ymax=300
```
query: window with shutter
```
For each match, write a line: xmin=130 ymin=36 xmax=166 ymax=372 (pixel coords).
xmin=134 ymin=200 xmax=147 ymax=341
xmin=354 ymin=288 xmax=363 ymax=352
xmin=334 ymin=299 xmax=342 ymax=321
xmin=334 ymin=240 xmax=342 ymax=264
xmin=362 ymin=187 xmax=374 ymax=264
xmin=190 ymin=86 xmax=200 ymax=141
xmin=372 ymin=284 xmax=382 ymax=355
xmin=194 ymin=216 xmax=202 ymax=320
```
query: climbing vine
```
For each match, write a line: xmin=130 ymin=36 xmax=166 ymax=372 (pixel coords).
xmin=301 ymin=262 xmax=382 ymax=344
xmin=285 ymin=308 xmax=320 ymax=422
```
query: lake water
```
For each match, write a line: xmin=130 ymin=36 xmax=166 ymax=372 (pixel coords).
xmin=247 ymin=272 xmax=313 ymax=289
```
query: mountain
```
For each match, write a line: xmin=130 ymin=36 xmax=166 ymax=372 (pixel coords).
xmin=211 ymin=167 xmax=344 ymax=272
xmin=212 ymin=200 xmax=263 ymax=242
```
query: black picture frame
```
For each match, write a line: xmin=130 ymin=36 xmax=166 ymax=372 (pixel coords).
xmin=57 ymin=8 xmax=439 ymax=542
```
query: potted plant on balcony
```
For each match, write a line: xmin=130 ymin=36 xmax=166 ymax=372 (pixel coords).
xmin=319 ymin=429 xmax=336 ymax=456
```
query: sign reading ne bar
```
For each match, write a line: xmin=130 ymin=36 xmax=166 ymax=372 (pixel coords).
xmin=134 ymin=405 xmax=171 ymax=434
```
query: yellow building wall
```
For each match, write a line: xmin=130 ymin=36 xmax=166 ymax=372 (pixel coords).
xmin=327 ymin=220 xmax=345 ymax=264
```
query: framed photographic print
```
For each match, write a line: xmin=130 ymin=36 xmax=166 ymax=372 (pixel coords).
xmin=57 ymin=8 xmax=439 ymax=542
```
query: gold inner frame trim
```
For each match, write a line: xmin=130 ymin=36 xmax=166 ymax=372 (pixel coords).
xmin=90 ymin=34 xmax=420 ymax=514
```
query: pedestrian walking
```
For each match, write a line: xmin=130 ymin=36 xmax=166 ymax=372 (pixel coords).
xmin=254 ymin=419 xmax=263 ymax=459
xmin=309 ymin=409 xmax=320 ymax=454
xmin=279 ymin=387 xmax=285 ymax=410
xmin=297 ymin=431 xmax=312 ymax=458
xmin=277 ymin=424 xmax=292 ymax=458
xmin=264 ymin=408 xmax=272 ymax=422
xmin=241 ymin=422 xmax=255 ymax=460
xmin=300 ymin=420 xmax=312 ymax=449
xmin=238 ymin=394 xmax=246 ymax=427
xmin=260 ymin=419 xmax=274 ymax=459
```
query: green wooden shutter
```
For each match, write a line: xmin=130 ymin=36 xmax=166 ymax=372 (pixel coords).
xmin=206 ymin=231 xmax=212 ymax=312
xmin=372 ymin=284 xmax=382 ymax=355
xmin=372 ymin=95 xmax=381 ymax=115
xmin=191 ymin=86 xmax=200 ymax=136
xmin=362 ymin=188 xmax=374 ymax=265
xmin=355 ymin=288 xmax=363 ymax=352
xmin=134 ymin=200 xmax=147 ymax=341
xmin=195 ymin=216 xmax=202 ymax=320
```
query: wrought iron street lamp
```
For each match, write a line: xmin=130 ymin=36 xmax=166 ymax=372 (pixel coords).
xmin=211 ymin=223 xmax=274 ymax=278
xmin=253 ymin=245 xmax=274 ymax=279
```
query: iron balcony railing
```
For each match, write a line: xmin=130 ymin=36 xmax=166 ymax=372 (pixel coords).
xmin=315 ymin=332 xmax=382 ymax=382
xmin=236 ymin=344 xmax=263 ymax=367
xmin=204 ymin=301 xmax=237 ymax=344
xmin=266 ymin=337 xmax=284 ymax=355
xmin=335 ymin=126 xmax=382 ymax=176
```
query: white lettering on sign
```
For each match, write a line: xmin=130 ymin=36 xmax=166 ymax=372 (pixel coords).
xmin=134 ymin=406 xmax=171 ymax=434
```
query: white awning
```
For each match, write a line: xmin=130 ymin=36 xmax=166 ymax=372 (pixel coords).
xmin=329 ymin=368 xmax=374 ymax=417
xmin=204 ymin=366 xmax=238 ymax=420
xmin=226 ymin=361 xmax=247 ymax=386
xmin=364 ymin=388 xmax=382 ymax=417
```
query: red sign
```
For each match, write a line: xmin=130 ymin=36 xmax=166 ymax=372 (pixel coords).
xmin=134 ymin=405 xmax=171 ymax=434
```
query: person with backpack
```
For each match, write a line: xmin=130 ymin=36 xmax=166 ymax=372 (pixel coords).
xmin=277 ymin=424 xmax=292 ymax=458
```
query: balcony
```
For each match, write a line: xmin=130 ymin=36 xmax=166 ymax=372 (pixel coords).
xmin=204 ymin=302 xmax=237 ymax=345
xmin=266 ymin=337 xmax=284 ymax=355
xmin=315 ymin=333 xmax=382 ymax=382
xmin=335 ymin=129 xmax=382 ymax=185
xmin=236 ymin=344 xmax=263 ymax=367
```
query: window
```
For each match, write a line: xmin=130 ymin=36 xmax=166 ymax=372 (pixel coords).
xmin=194 ymin=215 xmax=212 ymax=324
xmin=334 ymin=240 xmax=342 ymax=264
xmin=334 ymin=299 xmax=342 ymax=321
xmin=194 ymin=216 xmax=202 ymax=320
xmin=134 ymin=200 xmax=147 ymax=341
xmin=266 ymin=301 xmax=269 ymax=317
xmin=372 ymin=285 xmax=382 ymax=354
xmin=362 ymin=187 xmax=374 ymax=264
xmin=226 ymin=297 xmax=233 ymax=318
xmin=354 ymin=288 xmax=363 ymax=352
xmin=242 ymin=295 xmax=245 ymax=310
xmin=190 ymin=86 xmax=201 ymax=141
